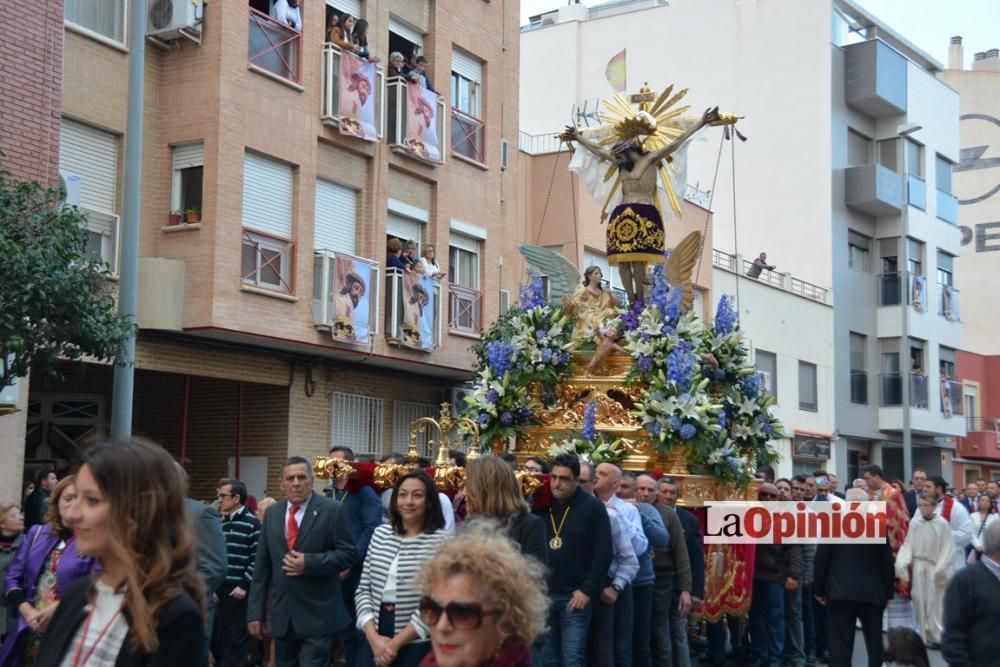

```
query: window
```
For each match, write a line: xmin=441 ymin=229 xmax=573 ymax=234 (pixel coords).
xmin=939 ymin=346 xmax=956 ymax=380
xmin=451 ymin=48 xmax=484 ymax=163
xmin=878 ymin=138 xmax=898 ymax=173
xmin=65 ymin=0 xmax=126 ymax=44
xmin=881 ymin=349 xmax=902 ymax=406
xmin=448 ymin=232 xmax=482 ymax=333
xmin=331 ymin=392 xmax=384 ymax=456
xmin=905 ymin=139 xmax=923 ymax=177
xmin=314 ymin=179 xmax=357 ymax=255
xmin=937 ymin=251 xmax=954 ymax=287
xmin=755 ymin=350 xmax=778 ymax=399
xmin=449 ymin=233 xmax=480 ymax=288
xmin=388 ymin=16 xmax=424 ymax=65
xmin=171 ymin=143 xmax=204 ymax=217
xmin=848 ymin=231 xmax=871 ymax=272
xmin=242 ymin=152 xmax=294 ymax=293
xmin=936 ymin=155 xmax=953 ymax=194
xmin=907 ymin=238 xmax=924 ymax=277
xmin=850 ymin=332 xmax=867 ymax=404
xmin=798 ymin=361 xmax=818 ymax=411
xmin=847 ymin=129 xmax=871 ymax=167
xmin=393 ymin=401 xmax=436 ymax=456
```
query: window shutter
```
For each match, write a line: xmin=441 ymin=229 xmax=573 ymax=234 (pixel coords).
xmin=172 ymin=142 xmax=204 ymax=170
xmin=242 ymin=152 xmax=293 ymax=238
xmin=314 ymin=179 xmax=357 ymax=255
xmin=451 ymin=48 xmax=482 ymax=83
xmin=448 ymin=231 xmax=479 ymax=253
xmin=386 ymin=213 xmax=422 ymax=245
xmin=59 ymin=119 xmax=118 ymax=214
xmin=388 ymin=16 xmax=424 ymax=47
xmin=326 ymin=0 xmax=361 ymax=18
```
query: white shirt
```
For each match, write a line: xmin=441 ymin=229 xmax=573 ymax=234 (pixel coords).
xmin=418 ymin=257 xmax=441 ymax=276
xmin=59 ymin=581 xmax=129 ymax=667
xmin=608 ymin=494 xmax=649 ymax=556
xmin=284 ymin=494 xmax=310 ymax=541
xmin=938 ymin=496 xmax=973 ymax=570
xmin=270 ymin=0 xmax=302 ymax=31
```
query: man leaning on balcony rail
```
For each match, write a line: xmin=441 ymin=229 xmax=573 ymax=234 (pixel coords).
xmin=271 ymin=0 xmax=302 ymax=31
xmin=746 ymin=252 xmax=776 ymax=279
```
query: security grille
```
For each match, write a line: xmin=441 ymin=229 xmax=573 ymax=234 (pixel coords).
xmin=331 ymin=392 xmax=384 ymax=455
xmin=392 ymin=401 xmax=437 ymax=456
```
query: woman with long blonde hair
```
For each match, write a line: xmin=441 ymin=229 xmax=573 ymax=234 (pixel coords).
xmin=463 ymin=456 xmax=546 ymax=566
xmin=35 ymin=439 xmax=206 ymax=666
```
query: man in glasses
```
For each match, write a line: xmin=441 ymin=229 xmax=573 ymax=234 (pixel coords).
xmin=216 ymin=479 xmax=261 ymax=667
xmin=749 ymin=483 xmax=802 ymax=667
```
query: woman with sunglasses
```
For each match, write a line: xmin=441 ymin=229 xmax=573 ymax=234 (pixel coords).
xmin=418 ymin=522 xmax=548 ymax=667
xmin=356 ymin=470 xmax=448 ymax=667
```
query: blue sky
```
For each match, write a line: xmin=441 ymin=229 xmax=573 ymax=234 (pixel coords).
xmin=519 ymin=0 xmax=1000 ymax=70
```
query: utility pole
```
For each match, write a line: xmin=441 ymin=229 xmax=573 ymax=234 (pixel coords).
xmin=111 ymin=0 xmax=147 ymax=438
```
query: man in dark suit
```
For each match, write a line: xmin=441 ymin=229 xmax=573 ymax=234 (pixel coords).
xmin=248 ymin=456 xmax=357 ymax=667
xmin=903 ymin=468 xmax=927 ymax=517
xmin=184 ymin=496 xmax=228 ymax=640
xmin=813 ymin=488 xmax=895 ymax=667
xmin=942 ymin=520 xmax=1000 ymax=666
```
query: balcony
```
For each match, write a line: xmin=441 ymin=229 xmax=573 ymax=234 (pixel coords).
xmin=742 ymin=258 xmax=783 ymax=288
xmin=312 ymin=250 xmax=380 ymax=343
xmin=451 ymin=108 xmax=485 ymax=165
xmin=907 ymin=174 xmax=927 ymax=210
xmin=321 ymin=43 xmax=384 ymax=138
xmin=712 ymin=248 xmax=829 ymax=304
xmin=877 ymin=271 xmax=907 ymax=307
xmin=448 ymin=284 xmax=484 ymax=336
xmin=845 ymin=164 xmax=903 ymax=216
xmin=383 ymin=77 xmax=446 ymax=165
xmin=960 ymin=418 xmax=1000 ymax=456
xmin=850 ymin=370 xmax=868 ymax=404
xmin=879 ymin=372 xmax=929 ymax=408
xmin=712 ymin=248 xmax=737 ymax=272
xmin=939 ymin=284 xmax=960 ymax=321
xmin=940 ymin=380 xmax=964 ymax=418
xmin=384 ymin=268 xmax=442 ymax=351
xmin=843 ymin=39 xmax=907 ymax=117
xmin=937 ymin=189 xmax=959 ymax=225
xmin=247 ymin=8 xmax=301 ymax=85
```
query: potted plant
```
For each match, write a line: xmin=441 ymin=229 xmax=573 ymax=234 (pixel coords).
xmin=168 ymin=210 xmax=182 ymax=226
xmin=184 ymin=207 xmax=201 ymax=224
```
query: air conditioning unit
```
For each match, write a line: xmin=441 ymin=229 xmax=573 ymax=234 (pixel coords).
xmin=147 ymin=0 xmax=202 ymax=41
xmin=450 ymin=386 xmax=474 ymax=416
xmin=59 ymin=170 xmax=81 ymax=207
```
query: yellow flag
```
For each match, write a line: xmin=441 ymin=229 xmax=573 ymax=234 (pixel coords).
xmin=605 ymin=49 xmax=627 ymax=93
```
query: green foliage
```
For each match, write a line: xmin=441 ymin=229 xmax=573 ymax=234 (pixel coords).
xmin=0 ymin=169 xmax=134 ymax=389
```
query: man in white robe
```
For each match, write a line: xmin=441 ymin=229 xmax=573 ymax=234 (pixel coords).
xmin=929 ymin=475 xmax=973 ymax=572
xmin=895 ymin=493 xmax=955 ymax=647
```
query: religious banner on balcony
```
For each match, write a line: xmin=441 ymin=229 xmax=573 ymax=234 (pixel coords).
xmin=338 ymin=51 xmax=377 ymax=142
xmin=332 ymin=254 xmax=372 ymax=344
xmin=405 ymin=82 xmax=441 ymax=162
xmin=910 ymin=273 xmax=927 ymax=312
xmin=402 ymin=272 xmax=435 ymax=350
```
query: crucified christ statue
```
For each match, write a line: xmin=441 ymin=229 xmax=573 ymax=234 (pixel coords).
xmin=561 ymin=106 xmax=720 ymax=303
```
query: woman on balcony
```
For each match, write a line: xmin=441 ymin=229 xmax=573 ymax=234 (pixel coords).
xmin=331 ymin=14 xmax=359 ymax=55
xmin=418 ymin=246 xmax=445 ymax=280
xmin=270 ymin=0 xmax=301 ymax=32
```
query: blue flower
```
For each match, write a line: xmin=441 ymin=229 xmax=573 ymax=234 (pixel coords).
xmin=714 ymin=294 xmax=738 ymax=335
xmin=500 ymin=411 xmax=514 ymax=426
xmin=647 ymin=421 xmax=662 ymax=436
xmin=637 ymin=355 xmax=653 ymax=372
xmin=741 ymin=372 xmax=762 ymax=400
xmin=486 ymin=341 xmax=515 ymax=377
xmin=679 ymin=423 xmax=697 ymax=440
xmin=669 ymin=415 xmax=682 ymax=432
xmin=541 ymin=348 xmax=553 ymax=363
xmin=666 ymin=341 xmax=696 ymax=390
xmin=536 ymin=329 xmax=548 ymax=340
xmin=663 ymin=287 xmax=682 ymax=323
xmin=620 ymin=301 xmax=643 ymax=330
xmin=714 ymin=368 xmax=727 ymax=381
xmin=581 ymin=400 xmax=598 ymax=443
xmin=485 ymin=389 xmax=498 ymax=404
xmin=718 ymin=411 xmax=728 ymax=428
xmin=649 ymin=265 xmax=671 ymax=316
xmin=519 ymin=271 xmax=547 ymax=309
xmin=477 ymin=413 xmax=489 ymax=425
xmin=757 ymin=414 xmax=773 ymax=435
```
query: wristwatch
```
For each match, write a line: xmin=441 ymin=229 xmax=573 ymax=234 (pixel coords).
xmin=612 ymin=583 xmax=623 ymax=593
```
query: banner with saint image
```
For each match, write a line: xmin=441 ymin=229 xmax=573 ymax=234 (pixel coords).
xmin=338 ymin=51 xmax=377 ymax=142
xmin=332 ymin=254 xmax=372 ymax=344
xmin=402 ymin=272 xmax=435 ymax=350
xmin=405 ymin=83 xmax=440 ymax=162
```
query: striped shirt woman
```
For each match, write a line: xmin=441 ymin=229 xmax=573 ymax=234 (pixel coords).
xmin=356 ymin=471 xmax=448 ymax=667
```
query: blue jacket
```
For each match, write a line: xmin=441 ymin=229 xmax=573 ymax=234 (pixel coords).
xmin=633 ymin=502 xmax=669 ymax=587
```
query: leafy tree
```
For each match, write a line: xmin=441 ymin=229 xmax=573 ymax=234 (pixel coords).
xmin=0 ymin=167 xmax=134 ymax=390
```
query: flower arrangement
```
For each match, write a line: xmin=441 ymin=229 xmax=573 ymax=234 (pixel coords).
xmin=464 ymin=273 xmax=575 ymax=446
xmin=546 ymin=400 xmax=628 ymax=464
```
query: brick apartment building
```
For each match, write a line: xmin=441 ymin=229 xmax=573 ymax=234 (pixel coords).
xmin=15 ymin=0 xmax=525 ymax=500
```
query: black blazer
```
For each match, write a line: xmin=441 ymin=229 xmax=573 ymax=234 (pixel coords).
xmin=248 ymin=493 xmax=357 ymax=638
xmin=34 ymin=577 xmax=207 ymax=667
xmin=813 ymin=539 xmax=894 ymax=607
xmin=676 ymin=508 xmax=705 ymax=599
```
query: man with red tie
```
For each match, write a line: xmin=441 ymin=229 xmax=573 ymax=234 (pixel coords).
xmin=248 ymin=456 xmax=357 ymax=667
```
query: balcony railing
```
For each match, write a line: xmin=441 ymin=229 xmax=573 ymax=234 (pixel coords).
xmin=384 ymin=268 xmax=442 ymax=350
xmin=907 ymin=173 xmax=926 ymax=210
xmin=385 ymin=77 xmax=446 ymax=164
xmin=712 ymin=248 xmax=737 ymax=272
xmin=742 ymin=258 xmax=783 ymax=288
xmin=312 ymin=250 xmax=380 ymax=340
xmin=247 ymin=8 xmax=301 ymax=84
xmin=241 ymin=228 xmax=294 ymax=294
xmin=940 ymin=379 xmax=964 ymax=417
xmin=448 ymin=284 xmax=484 ymax=335
xmin=878 ymin=271 xmax=907 ymax=307
xmin=879 ymin=372 xmax=930 ymax=408
xmin=451 ymin=108 xmax=485 ymax=164
xmin=518 ymin=131 xmax=568 ymax=155
xmin=711 ymin=249 xmax=829 ymax=303
xmin=850 ymin=370 xmax=868 ymax=404
xmin=321 ymin=43 xmax=384 ymax=138
xmin=966 ymin=417 xmax=999 ymax=433
xmin=936 ymin=189 xmax=959 ymax=225
xmin=939 ymin=284 xmax=960 ymax=321
xmin=790 ymin=277 xmax=828 ymax=302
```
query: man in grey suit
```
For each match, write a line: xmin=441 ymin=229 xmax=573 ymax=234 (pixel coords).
xmin=181 ymin=466 xmax=228 ymax=640
xmin=248 ymin=456 xmax=357 ymax=667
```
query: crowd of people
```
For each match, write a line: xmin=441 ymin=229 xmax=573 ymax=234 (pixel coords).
xmin=387 ymin=239 xmax=443 ymax=280
xmin=2 ymin=444 xmax=999 ymax=667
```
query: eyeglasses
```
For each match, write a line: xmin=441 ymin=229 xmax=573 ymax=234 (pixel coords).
xmin=419 ymin=597 xmax=496 ymax=630
xmin=216 ymin=493 xmax=235 ymax=499
xmin=758 ymin=492 xmax=778 ymax=500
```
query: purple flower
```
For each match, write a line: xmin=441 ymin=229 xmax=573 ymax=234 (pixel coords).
xmin=669 ymin=415 xmax=683 ymax=432
xmin=714 ymin=294 xmax=738 ymax=335
xmin=500 ymin=411 xmax=514 ymax=426
xmin=477 ymin=413 xmax=489 ymax=425
xmin=741 ymin=372 xmax=762 ymax=400
xmin=679 ymin=423 xmax=697 ymax=440
xmin=637 ymin=355 xmax=653 ymax=372
xmin=486 ymin=341 xmax=515 ymax=377
xmin=647 ymin=421 xmax=663 ymax=436
xmin=536 ymin=329 xmax=548 ymax=340
xmin=581 ymin=400 xmax=598 ymax=443
xmin=541 ymin=348 xmax=553 ymax=363
xmin=718 ymin=411 xmax=728 ymax=428
xmin=714 ymin=368 xmax=727 ymax=381
xmin=485 ymin=389 xmax=498 ymax=404
xmin=666 ymin=341 xmax=696 ymax=389
xmin=519 ymin=271 xmax=547 ymax=309
xmin=619 ymin=301 xmax=643 ymax=331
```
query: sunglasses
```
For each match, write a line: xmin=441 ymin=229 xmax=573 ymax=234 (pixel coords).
xmin=758 ymin=492 xmax=778 ymax=500
xmin=419 ymin=597 xmax=496 ymax=630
